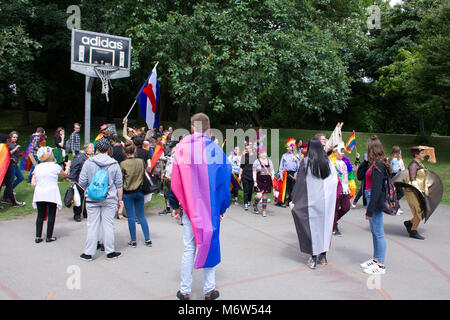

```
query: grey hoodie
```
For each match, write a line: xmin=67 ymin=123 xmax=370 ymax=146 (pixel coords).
xmin=78 ymin=154 xmax=123 ymax=204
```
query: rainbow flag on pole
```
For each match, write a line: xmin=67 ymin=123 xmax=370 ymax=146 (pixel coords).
xmin=171 ymin=133 xmax=231 ymax=269
xmin=0 ymin=144 xmax=11 ymax=186
xmin=345 ymin=131 xmax=356 ymax=153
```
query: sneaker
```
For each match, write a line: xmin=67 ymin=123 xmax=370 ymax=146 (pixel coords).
xmin=409 ymin=230 xmax=425 ymax=240
xmin=360 ymin=259 xmax=377 ymax=269
xmin=351 ymin=203 xmax=356 ymax=209
xmin=204 ymin=289 xmax=220 ymax=300
xmin=97 ymin=242 xmax=105 ymax=251
xmin=145 ymin=240 xmax=152 ymax=247
xmin=12 ymin=201 xmax=25 ymax=207
xmin=333 ymin=228 xmax=342 ymax=237
xmin=128 ymin=241 xmax=137 ymax=248
xmin=1 ymin=198 xmax=12 ymax=205
xmin=262 ymin=210 xmax=267 ymax=217
xmin=396 ymin=208 xmax=404 ymax=215
xmin=244 ymin=203 xmax=249 ymax=211
xmin=318 ymin=253 xmax=328 ymax=265
xmin=176 ymin=290 xmax=190 ymax=300
xmin=80 ymin=253 xmax=93 ymax=262
xmin=307 ymin=256 xmax=317 ymax=269
xmin=363 ymin=264 xmax=386 ymax=275
xmin=253 ymin=205 xmax=259 ymax=214
xmin=159 ymin=209 xmax=170 ymax=215
xmin=74 ymin=216 xmax=81 ymax=222
xmin=106 ymin=252 xmax=122 ymax=260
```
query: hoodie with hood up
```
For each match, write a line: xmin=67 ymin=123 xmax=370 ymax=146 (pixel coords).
xmin=79 ymin=153 xmax=123 ymax=204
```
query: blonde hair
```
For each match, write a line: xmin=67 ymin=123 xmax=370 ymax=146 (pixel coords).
xmin=190 ymin=113 xmax=210 ymax=133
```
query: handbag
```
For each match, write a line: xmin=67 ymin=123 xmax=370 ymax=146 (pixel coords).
xmin=73 ymin=184 xmax=81 ymax=207
xmin=143 ymin=170 xmax=161 ymax=194
xmin=64 ymin=184 xmax=75 ymax=208
xmin=382 ymin=167 xmax=400 ymax=215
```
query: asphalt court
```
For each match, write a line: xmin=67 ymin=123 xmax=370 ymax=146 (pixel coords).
xmin=0 ymin=199 xmax=449 ymax=300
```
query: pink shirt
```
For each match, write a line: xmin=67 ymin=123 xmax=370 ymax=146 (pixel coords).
xmin=365 ymin=168 xmax=373 ymax=190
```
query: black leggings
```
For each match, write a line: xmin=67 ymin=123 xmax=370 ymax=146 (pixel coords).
xmin=36 ymin=202 xmax=57 ymax=238
xmin=242 ymin=178 xmax=254 ymax=204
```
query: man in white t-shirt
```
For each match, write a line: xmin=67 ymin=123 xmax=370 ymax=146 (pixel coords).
xmin=332 ymin=143 xmax=351 ymax=236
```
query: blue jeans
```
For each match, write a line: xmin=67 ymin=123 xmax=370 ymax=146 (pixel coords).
xmin=3 ymin=164 xmax=24 ymax=199
xmin=365 ymin=190 xmax=386 ymax=264
xmin=123 ymin=191 xmax=150 ymax=242
xmin=180 ymin=214 xmax=215 ymax=295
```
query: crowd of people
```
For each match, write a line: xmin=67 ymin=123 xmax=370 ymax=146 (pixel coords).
xmin=0 ymin=114 xmax=443 ymax=299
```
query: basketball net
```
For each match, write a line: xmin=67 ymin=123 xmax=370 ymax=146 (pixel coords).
xmin=94 ymin=65 xmax=119 ymax=102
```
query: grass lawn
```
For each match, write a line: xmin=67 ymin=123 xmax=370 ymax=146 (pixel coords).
xmin=1 ymin=110 xmax=449 ymax=220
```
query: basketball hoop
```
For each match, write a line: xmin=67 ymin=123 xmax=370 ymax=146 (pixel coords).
xmin=94 ymin=65 xmax=119 ymax=102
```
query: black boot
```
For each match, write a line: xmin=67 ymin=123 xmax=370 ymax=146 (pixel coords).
xmin=318 ymin=253 xmax=328 ymax=265
xmin=409 ymin=230 xmax=425 ymax=240
xmin=307 ymin=255 xmax=318 ymax=269
xmin=404 ymin=220 xmax=412 ymax=234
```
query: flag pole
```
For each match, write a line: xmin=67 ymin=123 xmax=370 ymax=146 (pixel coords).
xmin=124 ymin=61 xmax=160 ymax=119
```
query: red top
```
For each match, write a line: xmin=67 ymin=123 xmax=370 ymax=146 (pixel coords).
xmin=365 ymin=167 xmax=373 ymax=190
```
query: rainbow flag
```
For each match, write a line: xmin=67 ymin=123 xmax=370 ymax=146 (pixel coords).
xmin=171 ymin=133 xmax=231 ymax=269
xmin=20 ymin=142 xmax=32 ymax=171
xmin=0 ymin=144 xmax=11 ymax=186
xmin=231 ymin=172 xmax=242 ymax=189
xmin=345 ymin=132 xmax=356 ymax=153
xmin=93 ymin=133 xmax=105 ymax=152
xmin=329 ymin=153 xmax=356 ymax=198
xmin=149 ymin=143 xmax=164 ymax=173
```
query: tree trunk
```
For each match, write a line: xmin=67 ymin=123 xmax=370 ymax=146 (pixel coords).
xmin=17 ymin=89 xmax=29 ymax=127
xmin=176 ymin=102 xmax=191 ymax=130
xmin=418 ymin=109 xmax=425 ymax=136
xmin=198 ymin=96 xmax=209 ymax=113
xmin=446 ymin=108 xmax=450 ymax=136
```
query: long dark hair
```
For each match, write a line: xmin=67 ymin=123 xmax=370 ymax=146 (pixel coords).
xmin=306 ymin=137 xmax=330 ymax=179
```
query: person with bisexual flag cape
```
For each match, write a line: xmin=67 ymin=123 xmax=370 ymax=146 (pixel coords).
xmin=290 ymin=137 xmax=338 ymax=269
xmin=228 ymin=146 xmax=242 ymax=206
xmin=171 ymin=113 xmax=231 ymax=301
xmin=393 ymin=146 xmax=443 ymax=240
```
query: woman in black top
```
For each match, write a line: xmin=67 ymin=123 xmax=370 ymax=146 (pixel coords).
xmin=54 ymin=127 xmax=68 ymax=169
xmin=239 ymin=144 xmax=256 ymax=211
xmin=357 ymin=136 xmax=390 ymax=275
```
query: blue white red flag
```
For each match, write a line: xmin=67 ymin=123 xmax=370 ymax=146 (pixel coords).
xmin=138 ymin=65 xmax=160 ymax=129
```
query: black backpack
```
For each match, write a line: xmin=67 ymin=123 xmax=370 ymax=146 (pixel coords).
xmin=382 ymin=168 xmax=400 ymax=215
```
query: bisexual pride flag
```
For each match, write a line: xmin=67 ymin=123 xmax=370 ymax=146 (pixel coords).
xmin=171 ymin=133 xmax=231 ymax=269
xmin=138 ymin=65 xmax=160 ymax=129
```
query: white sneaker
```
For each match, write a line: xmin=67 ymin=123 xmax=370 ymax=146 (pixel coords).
xmin=363 ymin=264 xmax=386 ymax=275
xmin=360 ymin=259 xmax=377 ymax=269
xmin=396 ymin=209 xmax=404 ymax=215
xmin=351 ymin=203 xmax=356 ymax=209
xmin=262 ymin=210 xmax=267 ymax=217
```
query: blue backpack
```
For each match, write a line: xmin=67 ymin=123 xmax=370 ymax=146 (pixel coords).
xmin=86 ymin=164 xmax=110 ymax=200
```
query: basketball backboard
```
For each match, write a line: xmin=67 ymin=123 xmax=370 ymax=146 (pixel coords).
xmin=71 ymin=29 xmax=131 ymax=79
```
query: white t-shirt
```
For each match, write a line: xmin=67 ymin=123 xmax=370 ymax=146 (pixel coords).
xmin=32 ymin=162 xmax=63 ymax=210
xmin=335 ymin=159 xmax=350 ymax=195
